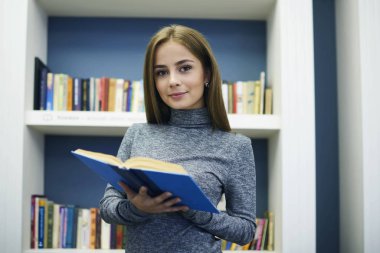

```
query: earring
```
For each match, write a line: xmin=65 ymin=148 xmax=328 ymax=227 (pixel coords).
xmin=205 ymin=82 xmax=209 ymax=88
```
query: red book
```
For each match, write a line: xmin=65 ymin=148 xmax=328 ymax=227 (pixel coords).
xmin=30 ymin=194 xmax=45 ymax=249
xmin=100 ymin=78 xmax=109 ymax=111
xmin=233 ymin=82 xmax=238 ymax=113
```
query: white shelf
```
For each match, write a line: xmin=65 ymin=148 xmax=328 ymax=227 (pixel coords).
xmin=25 ymin=111 xmax=280 ymax=137
xmin=25 ymin=250 xmax=273 ymax=253
xmin=37 ymin=0 xmax=276 ymax=20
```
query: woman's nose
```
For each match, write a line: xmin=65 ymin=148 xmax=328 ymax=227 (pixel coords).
xmin=169 ymin=73 xmax=180 ymax=87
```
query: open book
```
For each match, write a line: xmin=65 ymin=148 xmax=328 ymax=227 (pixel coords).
xmin=71 ymin=149 xmax=219 ymax=213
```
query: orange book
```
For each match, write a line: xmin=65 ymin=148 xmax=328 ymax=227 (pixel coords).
xmin=67 ymin=76 xmax=73 ymax=111
xmin=89 ymin=208 xmax=97 ymax=249
xmin=116 ymin=224 xmax=124 ymax=249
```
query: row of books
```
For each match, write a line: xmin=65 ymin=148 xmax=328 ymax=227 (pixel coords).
xmin=222 ymin=72 xmax=273 ymax=115
xmin=221 ymin=211 xmax=274 ymax=251
xmin=30 ymin=195 xmax=126 ymax=249
xmin=34 ymin=57 xmax=144 ymax=112
xmin=34 ymin=58 xmax=273 ymax=114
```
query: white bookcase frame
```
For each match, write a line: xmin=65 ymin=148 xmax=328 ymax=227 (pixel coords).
xmin=0 ymin=0 xmax=315 ymax=252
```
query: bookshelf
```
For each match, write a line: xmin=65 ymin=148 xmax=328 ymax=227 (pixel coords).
xmin=1 ymin=0 xmax=315 ymax=252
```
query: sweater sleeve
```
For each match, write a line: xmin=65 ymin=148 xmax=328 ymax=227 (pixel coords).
xmin=99 ymin=124 xmax=151 ymax=225
xmin=181 ymin=136 xmax=256 ymax=245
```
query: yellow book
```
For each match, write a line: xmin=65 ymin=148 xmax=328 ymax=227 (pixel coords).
xmin=230 ymin=242 xmax=237 ymax=250
xmin=265 ymin=87 xmax=273 ymax=115
xmin=71 ymin=149 xmax=219 ymax=213
xmin=253 ymin=81 xmax=261 ymax=114
xmin=108 ymin=78 xmax=116 ymax=111
xmin=266 ymin=211 xmax=274 ymax=250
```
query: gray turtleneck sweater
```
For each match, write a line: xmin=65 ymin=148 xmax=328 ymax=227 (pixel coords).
xmin=99 ymin=108 xmax=256 ymax=252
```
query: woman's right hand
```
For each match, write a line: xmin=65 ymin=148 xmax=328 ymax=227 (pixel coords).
xmin=118 ymin=181 xmax=189 ymax=214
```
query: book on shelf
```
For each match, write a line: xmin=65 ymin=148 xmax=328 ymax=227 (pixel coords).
xmin=34 ymin=57 xmax=51 ymax=110
xmin=30 ymin=195 xmax=127 ymax=249
xmin=71 ymin=149 xmax=219 ymax=213
xmin=34 ymin=60 xmax=273 ymax=115
xmin=220 ymin=71 xmax=273 ymax=115
xmin=220 ymin=211 xmax=275 ymax=251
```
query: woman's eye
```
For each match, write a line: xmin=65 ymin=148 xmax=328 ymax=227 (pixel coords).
xmin=179 ymin=65 xmax=192 ymax=72
xmin=155 ymin=70 xmax=167 ymax=77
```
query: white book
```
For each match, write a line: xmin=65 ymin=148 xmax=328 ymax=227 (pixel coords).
xmin=138 ymin=80 xmax=145 ymax=112
xmin=115 ymin=78 xmax=124 ymax=112
xmin=131 ymin=80 xmax=140 ymax=113
xmin=101 ymin=219 xmax=111 ymax=249
xmin=79 ymin=209 xmax=91 ymax=249
xmin=260 ymin=71 xmax=265 ymax=114
xmin=33 ymin=197 xmax=41 ymax=249
xmin=76 ymin=209 xmax=83 ymax=249
xmin=52 ymin=204 xmax=60 ymax=248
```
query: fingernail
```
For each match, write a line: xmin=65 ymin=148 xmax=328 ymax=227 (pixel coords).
xmin=166 ymin=192 xmax=172 ymax=197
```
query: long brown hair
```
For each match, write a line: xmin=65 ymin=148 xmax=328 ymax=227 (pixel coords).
xmin=143 ymin=24 xmax=231 ymax=132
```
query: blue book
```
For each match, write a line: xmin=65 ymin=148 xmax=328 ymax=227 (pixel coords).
xmin=71 ymin=149 xmax=219 ymax=214
xmin=65 ymin=205 xmax=75 ymax=248
xmin=38 ymin=199 xmax=45 ymax=249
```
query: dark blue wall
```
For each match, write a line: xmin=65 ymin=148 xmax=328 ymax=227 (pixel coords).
xmin=45 ymin=18 xmax=269 ymax=216
xmin=313 ymin=1 xmax=340 ymax=253
xmin=47 ymin=18 xmax=266 ymax=81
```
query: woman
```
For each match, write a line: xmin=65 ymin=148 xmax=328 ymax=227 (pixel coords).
xmin=100 ymin=24 xmax=256 ymax=252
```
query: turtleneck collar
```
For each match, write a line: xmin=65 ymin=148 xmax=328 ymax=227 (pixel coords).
xmin=168 ymin=107 xmax=211 ymax=128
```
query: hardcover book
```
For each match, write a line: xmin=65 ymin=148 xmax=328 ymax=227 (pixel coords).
xmin=71 ymin=149 xmax=219 ymax=213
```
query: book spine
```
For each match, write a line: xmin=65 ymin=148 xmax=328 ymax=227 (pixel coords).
xmin=95 ymin=78 xmax=101 ymax=111
xmin=115 ymin=78 xmax=124 ymax=112
xmin=46 ymin=73 xmax=54 ymax=111
xmin=90 ymin=208 xmax=97 ymax=249
xmin=52 ymin=204 xmax=60 ymax=248
xmin=67 ymin=76 xmax=73 ymax=111
xmin=82 ymin=79 xmax=89 ymax=111
xmin=65 ymin=206 xmax=74 ymax=248
xmin=46 ymin=201 xmax=54 ymax=248
xmin=40 ymin=67 xmax=48 ymax=110
xmin=95 ymin=209 xmax=101 ymax=249
xmin=116 ymin=224 xmax=123 ymax=249
xmin=72 ymin=207 xmax=79 ymax=248
xmin=260 ymin=71 xmax=266 ymax=114
xmin=110 ymin=223 xmax=116 ymax=249
xmin=108 ymin=78 xmax=116 ymax=111
xmin=38 ymin=199 xmax=46 ymax=248
xmin=254 ymin=81 xmax=261 ymax=114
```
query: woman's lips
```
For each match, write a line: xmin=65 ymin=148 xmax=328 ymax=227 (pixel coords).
xmin=169 ymin=92 xmax=188 ymax=99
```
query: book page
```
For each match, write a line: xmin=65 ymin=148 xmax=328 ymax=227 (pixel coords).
xmin=73 ymin=149 xmax=123 ymax=167
xmin=124 ymin=157 xmax=188 ymax=174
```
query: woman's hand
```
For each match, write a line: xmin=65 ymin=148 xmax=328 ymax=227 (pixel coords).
xmin=118 ymin=181 xmax=189 ymax=214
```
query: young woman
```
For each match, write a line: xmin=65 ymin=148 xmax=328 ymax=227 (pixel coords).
xmin=100 ymin=24 xmax=256 ymax=252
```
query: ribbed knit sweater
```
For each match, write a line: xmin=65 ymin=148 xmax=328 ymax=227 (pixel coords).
xmin=99 ymin=108 xmax=256 ymax=252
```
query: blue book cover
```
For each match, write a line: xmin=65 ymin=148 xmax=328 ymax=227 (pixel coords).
xmin=38 ymin=201 xmax=45 ymax=248
xmin=65 ymin=205 xmax=74 ymax=248
xmin=71 ymin=149 xmax=219 ymax=214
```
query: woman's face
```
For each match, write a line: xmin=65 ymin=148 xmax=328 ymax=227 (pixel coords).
xmin=154 ymin=40 xmax=207 ymax=110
